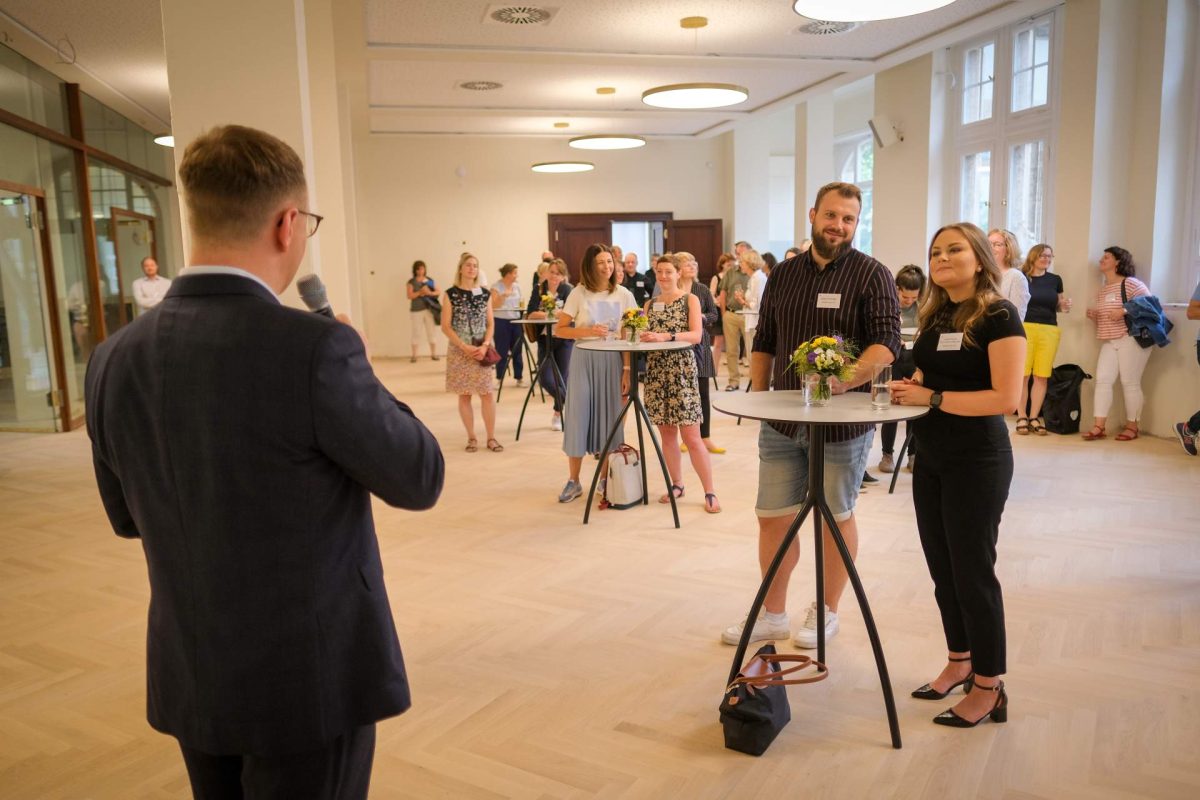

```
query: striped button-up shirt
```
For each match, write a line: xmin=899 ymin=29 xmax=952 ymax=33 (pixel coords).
xmin=753 ymin=248 xmax=901 ymax=442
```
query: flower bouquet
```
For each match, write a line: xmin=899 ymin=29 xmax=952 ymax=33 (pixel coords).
xmin=788 ymin=334 xmax=857 ymax=406
xmin=621 ymin=307 xmax=648 ymax=343
xmin=540 ymin=293 xmax=558 ymax=314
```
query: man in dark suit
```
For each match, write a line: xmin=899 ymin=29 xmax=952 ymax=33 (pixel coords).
xmin=85 ymin=125 xmax=444 ymax=799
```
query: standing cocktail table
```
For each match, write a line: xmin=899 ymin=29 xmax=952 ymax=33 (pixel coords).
xmin=511 ymin=318 xmax=564 ymax=441
xmin=713 ymin=390 xmax=927 ymax=749
xmin=575 ymin=338 xmax=693 ymax=528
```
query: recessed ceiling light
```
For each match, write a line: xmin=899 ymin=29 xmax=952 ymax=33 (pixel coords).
xmin=531 ymin=161 xmax=595 ymax=173
xmin=642 ymin=83 xmax=748 ymax=110
xmin=459 ymin=80 xmax=504 ymax=91
xmin=792 ymin=0 xmax=956 ymax=22
xmin=596 ymin=87 xmax=616 ymax=95
xmin=568 ymin=135 xmax=646 ymax=151
xmin=554 ymin=122 xmax=570 ymax=128
xmin=680 ymin=16 xmax=708 ymax=29
xmin=153 ymin=135 xmax=174 ymax=147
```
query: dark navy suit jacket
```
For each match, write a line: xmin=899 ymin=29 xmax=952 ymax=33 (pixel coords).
xmin=85 ymin=272 xmax=444 ymax=756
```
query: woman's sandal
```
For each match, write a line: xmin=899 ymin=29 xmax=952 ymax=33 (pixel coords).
xmin=932 ymin=680 xmax=1007 ymax=727
xmin=1031 ymin=417 xmax=1048 ymax=436
xmin=1115 ymin=425 xmax=1139 ymax=441
xmin=912 ymin=655 xmax=975 ymax=700
xmin=704 ymin=493 xmax=722 ymax=514
xmin=1081 ymin=425 xmax=1106 ymax=441
xmin=659 ymin=484 xmax=685 ymax=504
xmin=486 ymin=438 xmax=504 ymax=452
xmin=465 ymin=439 xmax=478 ymax=452
xmin=1015 ymin=417 xmax=1030 ymax=435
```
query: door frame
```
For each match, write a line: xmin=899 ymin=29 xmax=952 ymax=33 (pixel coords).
xmin=110 ymin=207 xmax=159 ymax=328
xmin=0 ymin=178 xmax=73 ymax=431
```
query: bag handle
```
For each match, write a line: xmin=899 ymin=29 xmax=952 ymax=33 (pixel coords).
xmin=611 ymin=443 xmax=639 ymax=464
xmin=1120 ymin=279 xmax=1127 ymax=304
xmin=726 ymin=653 xmax=828 ymax=691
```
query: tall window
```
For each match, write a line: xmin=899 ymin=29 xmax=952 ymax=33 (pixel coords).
xmin=952 ymin=11 xmax=1059 ymax=249
xmin=835 ymin=132 xmax=874 ymax=255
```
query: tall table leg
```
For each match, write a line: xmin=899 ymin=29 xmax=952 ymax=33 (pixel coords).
xmin=515 ymin=333 xmax=565 ymax=441
xmin=729 ymin=424 xmax=901 ymax=749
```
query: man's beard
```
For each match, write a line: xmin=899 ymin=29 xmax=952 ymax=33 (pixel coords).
xmin=810 ymin=225 xmax=851 ymax=261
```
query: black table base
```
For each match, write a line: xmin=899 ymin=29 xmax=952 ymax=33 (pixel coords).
xmin=726 ymin=424 xmax=902 ymax=749
xmin=515 ymin=332 xmax=566 ymax=441
xmin=582 ymin=352 xmax=680 ymax=528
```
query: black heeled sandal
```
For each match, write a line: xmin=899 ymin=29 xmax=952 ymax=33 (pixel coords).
xmin=911 ymin=656 xmax=975 ymax=700
xmin=932 ymin=679 xmax=1007 ymax=727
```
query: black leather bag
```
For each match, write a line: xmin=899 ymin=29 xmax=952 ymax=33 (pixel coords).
xmin=718 ymin=643 xmax=827 ymax=756
xmin=1043 ymin=363 xmax=1091 ymax=435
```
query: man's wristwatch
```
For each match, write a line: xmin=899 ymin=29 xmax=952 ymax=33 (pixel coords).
xmin=670 ymin=332 xmax=676 ymax=342
xmin=929 ymin=391 xmax=944 ymax=409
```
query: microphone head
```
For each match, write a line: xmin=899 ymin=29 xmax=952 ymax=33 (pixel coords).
xmin=297 ymin=274 xmax=330 ymax=311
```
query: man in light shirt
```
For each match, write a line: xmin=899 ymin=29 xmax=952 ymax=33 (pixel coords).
xmin=131 ymin=257 xmax=171 ymax=313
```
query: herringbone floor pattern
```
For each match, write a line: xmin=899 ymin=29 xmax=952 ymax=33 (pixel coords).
xmin=1 ymin=357 xmax=1198 ymax=799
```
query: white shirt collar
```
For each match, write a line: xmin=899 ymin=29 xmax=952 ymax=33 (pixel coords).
xmin=180 ymin=266 xmax=280 ymax=303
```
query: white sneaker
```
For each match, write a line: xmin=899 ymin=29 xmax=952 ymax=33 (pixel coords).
xmin=551 ymin=413 xmax=563 ymax=432
xmin=793 ymin=602 xmax=838 ymax=649
xmin=721 ymin=611 xmax=791 ymax=646
xmin=515 ymin=378 xmax=526 ymax=387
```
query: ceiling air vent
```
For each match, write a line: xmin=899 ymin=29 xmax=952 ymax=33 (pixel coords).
xmin=795 ymin=19 xmax=862 ymax=35
xmin=459 ymin=81 xmax=504 ymax=91
xmin=485 ymin=5 xmax=556 ymax=26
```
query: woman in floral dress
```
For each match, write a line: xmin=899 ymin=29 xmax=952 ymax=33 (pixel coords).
xmin=441 ymin=252 xmax=502 ymax=452
xmin=640 ymin=256 xmax=719 ymax=513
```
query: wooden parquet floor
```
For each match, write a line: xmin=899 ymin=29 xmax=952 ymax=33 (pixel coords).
xmin=2 ymin=357 xmax=1198 ymax=799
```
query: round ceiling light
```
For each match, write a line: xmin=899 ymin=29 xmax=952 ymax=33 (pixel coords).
xmin=792 ymin=0 xmax=956 ymax=22
xmin=568 ymin=135 xmax=646 ymax=151
xmin=642 ymin=83 xmax=748 ymax=110
xmin=153 ymin=134 xmax=175 ymax=147
xmin=531 ymin=161 xmax=595 ymax=173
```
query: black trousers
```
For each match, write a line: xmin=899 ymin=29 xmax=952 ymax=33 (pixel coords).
xmin=180 ymin=724 xmax=375 ymax=800
xmin=536 ymin=338 xmax=571 ymax=412
xmin=912 ymin=444 xmax=1012 ymax=677
xmin=698 ymin=377 xmax=712 ymax=438
xmin=493 ymin=317 xmax=525 ymax=380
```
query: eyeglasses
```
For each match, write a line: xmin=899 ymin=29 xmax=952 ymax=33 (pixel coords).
xmin=297 ymin=210 xmax=323 ymax=238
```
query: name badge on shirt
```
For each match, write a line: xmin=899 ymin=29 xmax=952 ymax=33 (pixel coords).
xmin=937 ymin=332 xmax=964 ymax=351
xmin=816 ymin=293 xmax=841 ymax=309
xmin=471 ymin=287 xmax=483 ymax=296
xmin=636 ymin=281 xmax=645 ymax=288
xmin=652 ymin=302 xmax=664 ymax=313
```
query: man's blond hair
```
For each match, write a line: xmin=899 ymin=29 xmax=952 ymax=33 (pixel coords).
xmin=178 ymin=125 xmax=308 ymax=243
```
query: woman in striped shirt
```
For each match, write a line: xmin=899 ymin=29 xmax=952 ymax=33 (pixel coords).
xmin=1083 ymin=246 xmax=1151 ymax=441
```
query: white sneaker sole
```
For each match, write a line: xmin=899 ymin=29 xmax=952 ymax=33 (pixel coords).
xmin=793 ymin=617 xmax=839 ymax=649
xmin=721 ymin=622 xmax=791 ymax=646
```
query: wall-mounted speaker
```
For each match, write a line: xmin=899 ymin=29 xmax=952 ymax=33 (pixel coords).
xmin=868 ymin=115 xmax=903 ymax=149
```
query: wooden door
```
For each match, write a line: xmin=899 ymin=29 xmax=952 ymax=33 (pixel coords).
xmin=665 ymin=219 xmax=724 ymax=285
xmin=548 ymin=212 xmax=673 ymax=284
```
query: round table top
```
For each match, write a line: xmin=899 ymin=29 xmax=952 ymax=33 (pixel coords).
xmin=511 ymin=317 xmax=557 ymax=326
xmin=712 ymin=389 xmax=930 ymax=425
xmin=575 ymin=338 xmax=693 ymax=353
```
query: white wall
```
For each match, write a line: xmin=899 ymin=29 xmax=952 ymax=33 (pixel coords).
xmin=355 ymin=135 xmax=731 ymax=356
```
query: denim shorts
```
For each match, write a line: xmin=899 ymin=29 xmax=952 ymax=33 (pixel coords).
xmin=755 ymin=423 xmax=873 ymax=522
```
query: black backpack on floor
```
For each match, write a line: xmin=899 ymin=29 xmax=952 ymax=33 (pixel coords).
xmin=1042 ymin=363 xmax=1091 ymax=434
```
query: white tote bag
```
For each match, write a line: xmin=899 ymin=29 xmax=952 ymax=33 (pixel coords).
xmin=604 ymin=445 xmax=644 ymax=509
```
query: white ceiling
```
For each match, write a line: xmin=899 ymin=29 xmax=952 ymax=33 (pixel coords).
xmin=0 ymin=0 xmax=1049 ymax=141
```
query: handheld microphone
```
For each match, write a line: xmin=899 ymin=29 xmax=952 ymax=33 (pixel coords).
xmin=297 ymin=274 xmax=335 ymax=318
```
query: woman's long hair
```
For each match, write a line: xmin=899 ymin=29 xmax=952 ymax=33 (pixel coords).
xmin=454 ymin=252 xmax=479 ymax=287
xmin=919 ymin=223 xmax=1006 ymax=349
xmin=579 ymin=243 xmax=617 ymax=293
xmin=1021 ymin=243 xmax=1053 ymax=277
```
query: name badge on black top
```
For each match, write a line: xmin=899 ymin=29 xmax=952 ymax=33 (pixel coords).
xmin=471 ymin=287 xmax=483 ymax=296
xmin=937 ymin=332 xmax=964 ymax=351
xmin=636 ymin=281 xmax=645 ymax=288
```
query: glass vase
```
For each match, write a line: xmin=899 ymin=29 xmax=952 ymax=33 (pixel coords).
xmin=627 ymin=327 xmax=639 ymax=345
xmin=804 ymin=373 xmax=831 ymax=407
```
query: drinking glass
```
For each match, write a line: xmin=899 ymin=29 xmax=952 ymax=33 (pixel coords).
xmin=870 ymin=364 xmax=892 ymax=410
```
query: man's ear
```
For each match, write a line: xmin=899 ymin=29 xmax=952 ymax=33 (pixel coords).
xmin=808 ymin=207 xmax=817 ymax=225
xmin=274 ymin=207 xmax=299 ymax=252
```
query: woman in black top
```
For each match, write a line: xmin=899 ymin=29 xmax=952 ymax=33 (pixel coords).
xmin=890 ymin=222 xmax=1026 ymax=729
xmin=1016 ymin=244 xmax=1072 ymax=433
xmin=525 ymin=259 xmax=574 ymax=430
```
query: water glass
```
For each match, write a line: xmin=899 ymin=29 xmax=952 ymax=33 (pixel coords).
xmin=870 ymin=364 xmax=892 ymax=410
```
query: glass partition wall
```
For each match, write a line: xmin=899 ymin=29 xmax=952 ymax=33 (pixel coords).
xmin=0 ymin=41 xmax=174 ymax=432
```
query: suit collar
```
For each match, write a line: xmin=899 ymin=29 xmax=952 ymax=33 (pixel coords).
xmin=168 ymin=270 xmax=281 ymax=305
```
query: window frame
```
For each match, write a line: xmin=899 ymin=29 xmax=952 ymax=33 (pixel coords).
xmin=834 ymin=130 xmax=874 ymax=255
xmin=950 ymin=10 xmax=1062 ymax=246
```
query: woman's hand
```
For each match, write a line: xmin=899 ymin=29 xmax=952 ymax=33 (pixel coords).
xmin=1086 ymin=307 xmax=1098 ymax=320
xmin=638 ymin=331 xmax=665 ymax=342
xmin=528 ymin=311 xmax=547 ymax=320
xmin=620 ymin=370 xmax=630 ymax=397
xmin=1058 ymin=296 xmax=1073 ymax=312
xmin=588 ymin=323 xmax=609 ymax=338
xmin=889 ymin=379 xmax=933 ymax=406
xmin=1107 ymin=308 xmax=1126 ymax=322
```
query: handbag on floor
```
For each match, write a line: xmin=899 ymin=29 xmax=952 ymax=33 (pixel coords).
xmin=1043 ymin=363 xmax=1090 ymax=434
xmin=719 ymin=643 xmax=827 ymax=756
xmin=602 ymin=445 xmax=643 ymax=509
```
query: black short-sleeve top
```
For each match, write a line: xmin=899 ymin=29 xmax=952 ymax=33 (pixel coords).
xmin=912 ymin=299 xmax=1026 ymax=452
xmin=1025 ymin=272 xmax=1064 ymax=326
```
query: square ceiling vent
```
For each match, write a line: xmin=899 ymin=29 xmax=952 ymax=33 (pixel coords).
xmin=483 ymin=5 xmax=559 ymax=27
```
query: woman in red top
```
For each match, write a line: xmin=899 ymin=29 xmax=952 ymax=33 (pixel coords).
xmin=1083 ymin=246 xmax=1150 ymax=441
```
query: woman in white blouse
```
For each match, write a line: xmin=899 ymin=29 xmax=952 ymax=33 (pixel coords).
xmin=988 ymin=229 xmax=1030 ymax=321
xmin=735 ymin=249 xmax=768 ymax=354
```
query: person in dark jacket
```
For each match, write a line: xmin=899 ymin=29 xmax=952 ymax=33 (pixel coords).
xmin=85 ymin=125 xmax=445 ymax=800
